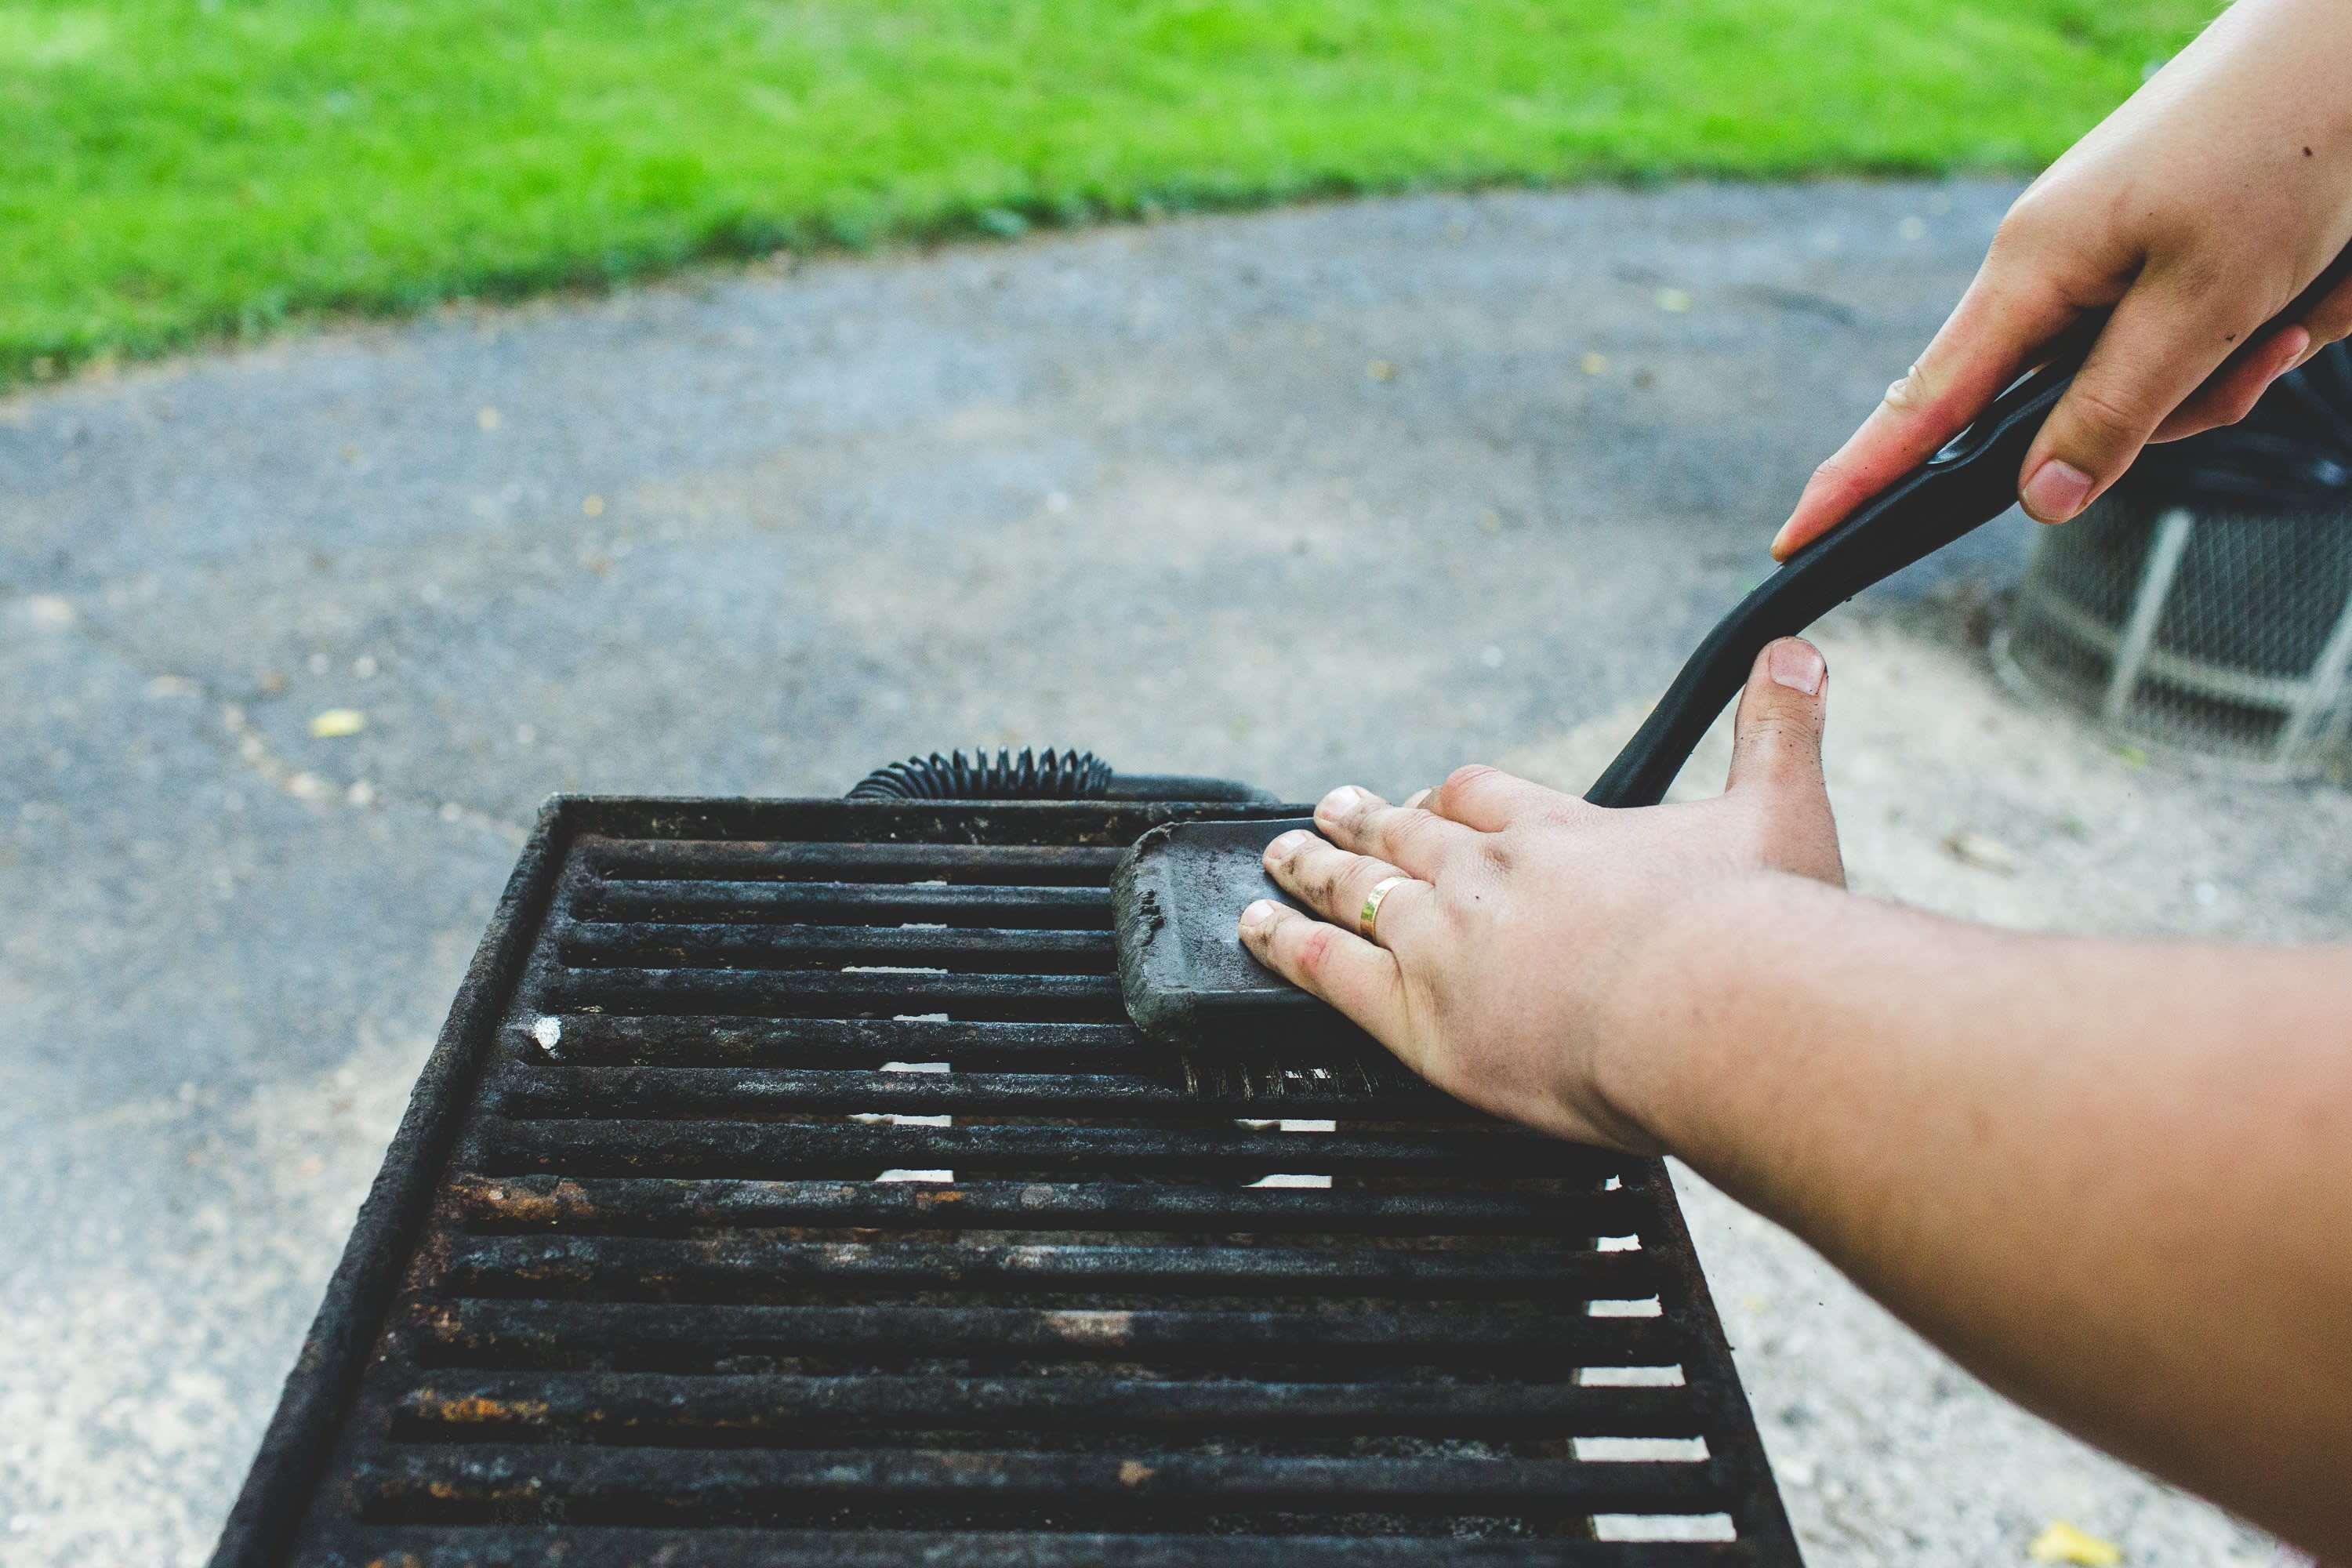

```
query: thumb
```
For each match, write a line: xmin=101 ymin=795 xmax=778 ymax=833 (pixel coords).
xmin=1725 ymin=637 xmax=1842 ymax=885
xmin=1726 ymin=637 xmax=1830 ymax=798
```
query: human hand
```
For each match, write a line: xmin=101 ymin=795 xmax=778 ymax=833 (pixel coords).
xmin=1237 ymin=638 xmax=1844 ymax=1150
xmin=1773 ymin=0 xmax=2352 ymax=558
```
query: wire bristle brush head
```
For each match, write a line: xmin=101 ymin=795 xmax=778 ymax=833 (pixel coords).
xmin=1110 ymin=818 xmax=1443 ymax=1105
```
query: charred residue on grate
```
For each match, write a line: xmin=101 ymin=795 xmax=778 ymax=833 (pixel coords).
xmin=214 ymin=798 xmax=1798 ymax=1566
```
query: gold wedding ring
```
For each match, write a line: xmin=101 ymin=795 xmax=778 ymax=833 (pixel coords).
xmin=1358 ymin=875 xmax=1409 ymax=942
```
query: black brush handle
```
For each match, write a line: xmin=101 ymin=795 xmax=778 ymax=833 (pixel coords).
xmin=1585 ymin=250 xmax=2352 ymax=811
xmin=1583 ymin=347 xmax=2081 ymax=808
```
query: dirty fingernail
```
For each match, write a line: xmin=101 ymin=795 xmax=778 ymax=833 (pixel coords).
xmin=1769 ymin=521 xmax=1796 ymax=561
xmin=2021 ymin=458 xmax=2093 ymax=523
xmin=1318 ymin=785 xmax=1369 ymax=819
xmin=1266 ymin=829 xmax=1312 ymax=860
xmin=1239 ymin=899 xmax=1278 ymax=930
xmin=1767 ymin=638 xmax=1825 ymax=695
xmin=1403 ymin=786 xmax=1432 ymax=810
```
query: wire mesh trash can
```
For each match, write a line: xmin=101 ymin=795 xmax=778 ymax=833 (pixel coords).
xmin=2000 ymin=341 xmax=2352 ymax=779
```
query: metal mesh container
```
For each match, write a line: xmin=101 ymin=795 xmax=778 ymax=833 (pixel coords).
xmin=2000 ymin=343 xmax=2352 ymax=779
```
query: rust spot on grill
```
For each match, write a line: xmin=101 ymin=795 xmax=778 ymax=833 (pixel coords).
xmin=452 ymin=1174 xmax=600 ymax=1225
xmin=1119 ymin=1460 xmax=1157 ymax=1486
xmin=1044 ymin=1308 xmax=1134 ymax=1345
xmin=419 ymin=1390 xmax=550 ymax=1425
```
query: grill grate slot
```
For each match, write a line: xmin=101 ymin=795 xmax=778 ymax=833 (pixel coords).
xmin=217 ymin=800 xmax=1795 ymax=1567
xmin=580 ymin=879 xmax=1116 ymax=927
xmin=559 ymin=921 xmax=1120 ymax=975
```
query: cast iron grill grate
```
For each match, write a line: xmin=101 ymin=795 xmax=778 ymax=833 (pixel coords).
xmin=213 ymin=797 xmax=1799 ymax=1566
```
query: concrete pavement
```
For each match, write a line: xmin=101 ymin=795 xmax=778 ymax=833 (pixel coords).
xmin=3 ymin=180 xmax=2328 ymax=1565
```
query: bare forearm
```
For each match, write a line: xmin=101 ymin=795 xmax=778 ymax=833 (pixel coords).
xmin=1603 ymin=876 xmax=2352 ymax=1555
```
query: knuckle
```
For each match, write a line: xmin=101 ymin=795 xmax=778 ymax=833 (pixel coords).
xmin=1737 ymin=718 xmax=1820 ymax=762
xmin=2307 ymin=292 xmax=2352 ymax=343
xmin=1295 ymin=855 xmax=1338 ymax=904
xmin=1443 ymin=763 xmax=1497 ymax=795
xmin=1476 ymin=837 xmax=1515 ymax=879
xmin=1987 ymin=204 xmax=2049 ymax=263
xmin=1294 ymin=922 xmax=1340 ymax=976
xmin=1381 ymin=807 xmax=1435 ymax=853
xmin=1881 ymin=364 xmax=1927 ymax=416
xmin=2058 ymin=382 xmax=2150 ymax=448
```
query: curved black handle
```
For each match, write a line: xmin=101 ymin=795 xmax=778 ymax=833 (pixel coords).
xmin=1583 ymin=346 xmax=2085 ymax=808
xmin=1585 ymin=242 xmax=2352 ymax=811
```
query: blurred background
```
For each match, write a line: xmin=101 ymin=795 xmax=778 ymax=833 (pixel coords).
xmin=5 ymin=3 xmax=2350 ymax=1566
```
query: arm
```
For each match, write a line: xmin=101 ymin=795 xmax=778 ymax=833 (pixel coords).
xmin=1615 ymin=871 xmax=2352 ymax=1552
xmin=1775 ymin=0 xmax=2352 ymax=557
xmin=1237 ymin=641 xmax=2352 ymax=1558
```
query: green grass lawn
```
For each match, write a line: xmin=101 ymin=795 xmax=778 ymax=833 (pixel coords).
xmin=2 ymin=0 xmax=2213 ymax=384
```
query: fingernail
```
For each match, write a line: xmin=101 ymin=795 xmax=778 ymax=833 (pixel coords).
xmin=1239 ymin=899 xmax=1277 ymax=930
xmin=2021 ymin=458 xmax=2093 ymax=524
xmin=1317 ymin=785 xmax=1368 ymax=821
xmin=1403 ymin=786 xmax=1432 ymax=811
xmin=1266 ymin=829 xmax=1312 ymax=860
xmin=1767 ymin=638 xmax=1825 ymax=695
xmin=1769 ymin=521 xmax=1795 ymax=561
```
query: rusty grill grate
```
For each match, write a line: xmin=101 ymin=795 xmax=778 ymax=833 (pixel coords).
xmin=212 ymin=797 xmax=1798 ymax=1566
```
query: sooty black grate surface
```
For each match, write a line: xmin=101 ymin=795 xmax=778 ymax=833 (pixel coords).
xmin=210 ymin=797 xmax=1799 ymax=1566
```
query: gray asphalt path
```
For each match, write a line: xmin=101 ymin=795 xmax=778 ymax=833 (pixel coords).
xmin=2 ymin=180 xmax=2289 ymax=1564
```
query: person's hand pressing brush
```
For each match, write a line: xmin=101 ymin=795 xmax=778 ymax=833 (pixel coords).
xmin=1240 ymin=641 xmax=2352 ymax=1558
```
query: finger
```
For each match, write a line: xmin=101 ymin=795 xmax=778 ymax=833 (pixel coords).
xmin=1421 ymin=764 xmax=1567 ymax=832
xmin=2293 ymin=270 xmax=2352 ymax=359
xmin=1725 ymin=638 xmax=1830 ymax=798
xmin=1262 ymin=827 xmax=1431 ymax=942
xmin=2151 ymin=325 xmax=2310 ymax=443
xmin=2018 ymin=280 xmax=2267 ymax=524
xmin=1312 ymin=784 xmax=1472 ymax=877
xmin=1401 ymin=786 xmax=1433 ymax=811
xmin=1237 ymin=899 xmax=1412 ymax=1049
xmin=1724 ymin=638 xmax=1843 ymax=887
xmin=1773 ymin=269 xmax=2080 ymax=559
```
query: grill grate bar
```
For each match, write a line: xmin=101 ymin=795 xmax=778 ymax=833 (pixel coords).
xmin=492 ymin=1065 xmax=1460 ymax=1120
xmin=448 ymin=1174 xmax=1637 ymax=1236
xmin=546 ymin=966 xmax=1130 ymax=1020
xmin=587 ymin=838 xmax=1128 ymax=884
xmin=560 ymin=921 xmax=1117 ymax=975
xmin=443 ymin=1233 xmax=1661 ymax=1302
xmin=477 ymin=1119 xmax=1623 ymax=1180
xmin=521 ymin=1014 xmax=1158 ymax=1070
xmin=351 ymin=1445 xmax=1737 ymax=1523
xmin=411 ymin=1298 xmax=1694 ymax=1372
xmin=328 ymin=1530 xmax=1759 ymax=1567
xmin=581 ymin=879 xmax=1114 ymax=927
xmin=392 ymin=1371 xmax=1708 ymax=1441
